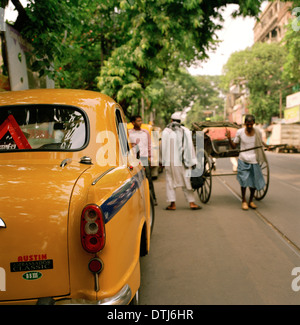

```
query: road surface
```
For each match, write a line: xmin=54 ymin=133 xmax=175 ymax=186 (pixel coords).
xmin=140 ymin=152 xmax=300 ymax=305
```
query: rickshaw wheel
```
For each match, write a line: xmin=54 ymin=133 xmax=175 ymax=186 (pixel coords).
xmin=254 ymin=158 xmax=270 ymax=201
xmin=197 ymin=151 xmax=212 ymax=203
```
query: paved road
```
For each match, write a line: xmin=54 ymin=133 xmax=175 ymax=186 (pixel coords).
xmin=140 ymin=152 xmax=300 ymax=305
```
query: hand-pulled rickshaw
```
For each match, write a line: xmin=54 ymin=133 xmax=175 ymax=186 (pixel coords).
xmin=191 ymin=121 xmax=270 ymax=204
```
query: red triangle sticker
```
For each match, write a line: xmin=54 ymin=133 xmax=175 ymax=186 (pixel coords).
xmin=0 ymin=115 xmax=32 ymax=149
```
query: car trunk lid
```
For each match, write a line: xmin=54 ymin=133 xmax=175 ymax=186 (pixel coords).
xmin=0 ymin=159 xmax=90 ymax=302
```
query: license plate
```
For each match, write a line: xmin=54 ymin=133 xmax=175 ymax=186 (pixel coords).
xmin=10 ymin=259 xmax=53 ymax=272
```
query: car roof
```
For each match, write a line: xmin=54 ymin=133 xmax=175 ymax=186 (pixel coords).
xmin=0 ymin=89 xmax=117 ymax=113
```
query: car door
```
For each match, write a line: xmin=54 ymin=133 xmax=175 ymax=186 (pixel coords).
xmin=115 ymin=108 xmax=145 ymax=217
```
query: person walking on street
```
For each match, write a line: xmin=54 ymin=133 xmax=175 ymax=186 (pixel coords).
xmin=226 ymin=114 xmax=267 ymax=210
xmin=129 ymin=115 xmax=157 ymax=205
xmin=162 ymin=112 xmax=201 ymax=211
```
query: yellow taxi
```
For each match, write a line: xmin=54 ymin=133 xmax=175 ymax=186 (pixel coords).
xmin=0 ymin=89 xmax=153 ymax=305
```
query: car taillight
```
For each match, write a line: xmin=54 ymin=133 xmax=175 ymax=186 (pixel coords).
xmin=80 ymin=205 xmax=105 ymax=253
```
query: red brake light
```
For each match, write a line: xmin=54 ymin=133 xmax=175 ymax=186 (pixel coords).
xmin=80 ymin=205 xmax=105 ymax=253
xmin=88 ymin=258 xmax=103 ymax=274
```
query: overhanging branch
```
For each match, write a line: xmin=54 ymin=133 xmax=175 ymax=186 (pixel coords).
xmin=10 ymin=0 xmax=29 ymax=32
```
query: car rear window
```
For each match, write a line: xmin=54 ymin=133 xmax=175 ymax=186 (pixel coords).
xmin=0 ymin=104 xmax=88 ymax=151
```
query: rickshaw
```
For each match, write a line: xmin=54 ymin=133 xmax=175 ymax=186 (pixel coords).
xmin=191 ymin=121 xmax=270 ymax=204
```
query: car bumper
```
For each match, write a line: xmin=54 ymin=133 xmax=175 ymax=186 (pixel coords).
xmin=53 ymin=284 xmax=132 ymax=305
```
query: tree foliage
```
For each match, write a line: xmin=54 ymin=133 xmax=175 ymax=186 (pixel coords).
xmin=185 ymin=76 xmax=225 ymax=127
xmin=221 ymin=42 xmax=288 ymax=123
xmin=4 ymin=0 xmax=128 ymax=89
xmin=17 ymin=0 xmax=87 ymax=82
xmin=96 ymin=0 xmax=265 ymax=115
xmin=282 ymin=7 xmax=300 ymax=86
xmin=4 ymin=0 xmax=265 ymax=117
xmin=151 ymin=69 xmax=202 ymax=125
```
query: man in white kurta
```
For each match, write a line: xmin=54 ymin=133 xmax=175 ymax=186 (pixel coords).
xmin=162 ymin=112 xmax=201 ymax=210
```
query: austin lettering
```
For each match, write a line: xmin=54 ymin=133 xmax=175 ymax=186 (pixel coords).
xmin=17 ymin=254 xmax=47 ymax=262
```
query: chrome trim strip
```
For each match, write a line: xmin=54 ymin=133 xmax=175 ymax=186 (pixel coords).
xmin=101 ymin=284 xmax=132 ymax=305
xmin=92 ymin=167 xmax=115 ymax=185
xmin=54 ymin=284 xmax=132 ymax=305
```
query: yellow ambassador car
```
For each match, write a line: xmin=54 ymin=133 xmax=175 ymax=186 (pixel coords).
xmin=0 ymin=89 xmax=154 ymax=305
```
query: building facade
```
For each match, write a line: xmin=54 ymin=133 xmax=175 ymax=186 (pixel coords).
xmin=225 ymin=78 xmax=250 ymax=125
xmin=225 ymin=1 xmax=293 ymax=124
xmin=253 ymin=1 xmax=292 ymax=43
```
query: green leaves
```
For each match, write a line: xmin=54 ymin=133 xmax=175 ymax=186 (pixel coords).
xmin=96 ymin=0 xmax=224 ymax=114
xmin=185 ymin=75 xmax=225 ymax=127
xmin=9 ymin=0 xmax=265 ymax=118
xmin=221 ymin=42 xmax=288 ymax=123
xmin=282 ymin=19 xmax=300 ymax=85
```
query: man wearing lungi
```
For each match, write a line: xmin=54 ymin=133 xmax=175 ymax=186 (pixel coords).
xmin=226 ymin=114 xmax=267 ymax=210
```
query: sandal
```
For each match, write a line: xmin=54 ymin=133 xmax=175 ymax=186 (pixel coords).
xmin=190 ymin=205 xmax=202 ymax=210
xmin=249 ymin=202 xmax=257 ymax=209
xmin=166 ymin=206 xmax=176 ymax=211
xmin=242 ymin=202 xmax=249 ymax=210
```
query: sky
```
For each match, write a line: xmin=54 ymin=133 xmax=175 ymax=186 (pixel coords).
xmin=4 ymin=0 xmax=268 ymax=77
xmin=188 ymin=2 xmax=269 ymax=76
xmin=4 ymin=0 xmax=27 ymax=22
